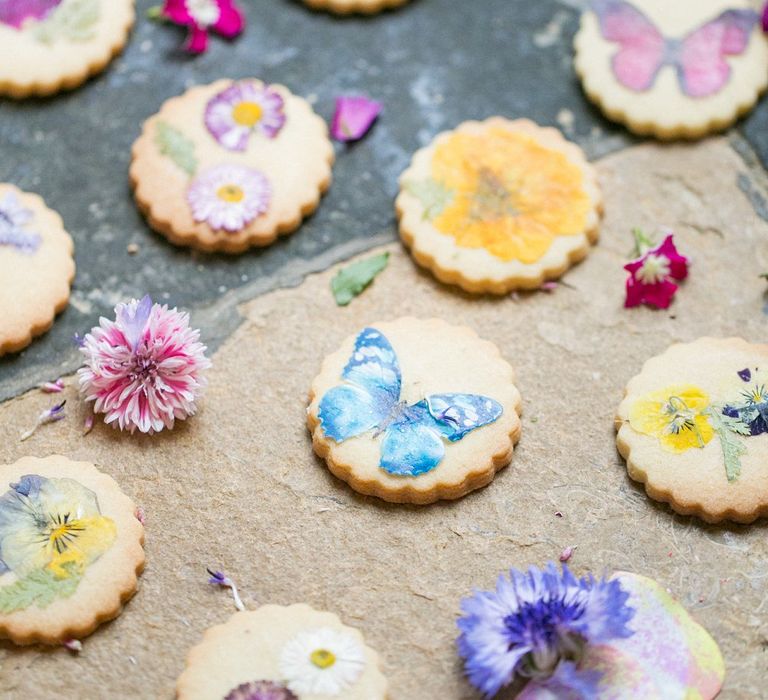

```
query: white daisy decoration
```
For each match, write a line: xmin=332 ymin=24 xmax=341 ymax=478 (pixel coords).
xmin=279 ymin=626 xmax=366 ymax=696
xmin=186 ymin=164 xmax=271 ymax=232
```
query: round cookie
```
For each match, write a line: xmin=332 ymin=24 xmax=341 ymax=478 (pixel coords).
xmin=0 ymin=0 xmax=134 ymax=99
xmin=308 ymin=318 xmax=522 ymax=504
xmin=574 ymin=0 xmax=768 ymax=140
xmin=0 ymin=455 xmax=145 ymax=645
xmin=130 ymin=79 xmax=334 ymax=254
xmin=616 ymin=337 xmax=768 ymax=523
xmin=176 ymin=604 xmax=388 ymax=699
xmin=396 ymin=118 xmax=601 ymax=295
xmin=0 ymin=184 xmax=75 ymax=356
xmin=302 ymin=0 xmax=408 ymax=14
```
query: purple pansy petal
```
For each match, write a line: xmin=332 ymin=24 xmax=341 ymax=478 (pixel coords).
xmin=738 ymin=368 xmax=752 ymax=382
xmin=0 ymin=0 xmax=61 ymax=28
xmin=331 ymin=96 xmax=383 ymax=142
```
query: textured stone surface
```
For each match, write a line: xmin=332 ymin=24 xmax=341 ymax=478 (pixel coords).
xmin=0 ymin=139 xmax=767 ymax=698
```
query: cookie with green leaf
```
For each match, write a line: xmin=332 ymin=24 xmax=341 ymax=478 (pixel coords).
xmin=130 ymin=78 xmax=334 ymax=254
xmin=0 ymin=0 xmax=134 ymax=98
xmin=0 ymin=455 xmax=145 ymax=645
xmin=616 ymin=337 xmax=768 ymax=523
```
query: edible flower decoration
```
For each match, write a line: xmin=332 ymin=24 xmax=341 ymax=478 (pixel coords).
xmin=0 ymin=0 xmax=60 ymax=28
xmin=0 ymin=191 xmax=41 ymax=254
xmin=763 ymin=2 xmax=768 ymax=33
xmin=0 ymin=475 xmax=116 ymax=613
xmin=154 ymin=0 xmax=244 ymax=54
xmin=624 ymin=229 xmax=689 ymax=309
xmin=457 ymin=564 xmax=725 ymax=699
xmin=330 ymin=96 xmax=382 ymax=142
xmin=279 ymin=627 xmax=366 ymax=695
xmin=224 ymin=681 xmax=297 ymax=700
xmin=78 ymin=295 xmax=211 ymax=434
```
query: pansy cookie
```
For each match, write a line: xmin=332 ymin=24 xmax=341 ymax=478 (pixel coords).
xmin=0 ymin=0 xmax=134 ymax=98
xmin=176 ymin=604 xmax=388 ymax=699
xmin=396 ymin=118 xmax=601 ymax=295
xmin=302 ymin=0 xmax=409 ymax=15
xmin=308 ymin=318 xmax=522 ymax=504
xmin=0 ymin=184 xmax=75 ymax=356
xmin=616 ymin=337 xmax=768 ymax=523
xmin=130 ymin=79 xmax=334 ymax=253
xmin=0 ymin=455 xmax=145 ymax=645
xmin=574 ymin=0 xmax=768 ymax=139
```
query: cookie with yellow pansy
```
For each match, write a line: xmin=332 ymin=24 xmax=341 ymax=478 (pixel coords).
xmin=616 ymin=337 xmax=768 ymax=523
xmin=176 ymin=604 xmax=388 ymax=699
xmin=396 ymin=117 xmax=602 ymax=295
xmin=0 ymin=455 xmax=145 ymax=645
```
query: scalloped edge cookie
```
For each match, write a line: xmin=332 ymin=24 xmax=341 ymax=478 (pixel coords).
xmin=0 ymin=455 xmax=145 ymax=645
xmin=615 ymin=337 xmax=768 ymax=523
xmin=302 ymin=0 xmax=409 ymax=15
xmin=0 ymin=0 xmax=135 ymax=99
xmin=0 ymin=184 xmax=75 ymax=357
xmin=130 ymin=79 xmax=334 ymax=254
xmin=574 ymin=0 xmax=768 ymax=140
xmin=176 ymin=604 xmax=388 ymax=699
xmin=395 ymin=117 xmax=602 ymax=295
xmin=308 ymin=317 xmax=523 ymax=505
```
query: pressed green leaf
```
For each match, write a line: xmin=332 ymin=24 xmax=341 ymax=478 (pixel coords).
xmin=404 ymin=179 xmax=453 ymax=220
xmin=706 ymin=408 xmax=749 ymax=482
xmin=33 ymin=0 xmax=100 ymax=44
xmin=155 ymin=122 xmax=198 ymax=176
xmin=331 ymin=252 xmax=390 ymax=306
xmin=0 ymin=568 xmax=82 ymax=614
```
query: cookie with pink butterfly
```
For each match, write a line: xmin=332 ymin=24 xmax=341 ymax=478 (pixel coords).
xmin=574 ymin=0 xmax=768 ymax=139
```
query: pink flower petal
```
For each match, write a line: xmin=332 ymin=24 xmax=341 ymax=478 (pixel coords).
xmin=213 ymin=0 xmax=245 ymax=38
xmin=185 ymin=23 xmax=209 ymax=53
xmin=162 ymin=0 xmax=194 ymax=24
xmin=331 ymin=96 xmax=382 ymax=142
xmin=654 ymin=235 xmax=689 ymax=281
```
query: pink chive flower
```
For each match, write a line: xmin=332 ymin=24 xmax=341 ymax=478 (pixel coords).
xmin=77 ymin=296 xmax=211 ymax=435
xmin=160 ymin=0 xmax=244 ymax=54
xmin=624 ymin=230 xmax=689 ymax=310
xmin=331 ymin=96 xmax=382 ymax=142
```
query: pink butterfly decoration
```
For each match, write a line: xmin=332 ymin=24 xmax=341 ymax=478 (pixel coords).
xmin=592 ymin=0 xmax=760 ymax=98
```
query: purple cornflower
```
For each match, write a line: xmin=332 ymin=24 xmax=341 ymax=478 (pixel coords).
xmin=207 ymin=568 xmax=245 ymax=611
xmin=20 ymin=400 xmax=66 ymax=441
xmin=456 ymin=563 xmax=634 ymax=698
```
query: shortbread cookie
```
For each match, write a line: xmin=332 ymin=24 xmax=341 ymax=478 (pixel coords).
xmin=0 ymin=0 xmax=134 ymax=98
xmin=308 ymin=318 xmax=522 ymax=504
xmin=302 ymin=0 xmax=408 ymax=15
xmin=396 ymin=118 xmax=601 ymax=295
xmin=616 ymin=337 xmax=768 ymax=523
xmin=0 ymin=455 xmax=145 ymax=645
xmin=177 ymin=604 xmax=388 ymax=699
xmin=574 ymin=0 xmax=768 ymax=139
xmin=0 ymin=184 xmax=75 ymax=356
xmin=130 ymin=79 xmax=334 ymax=253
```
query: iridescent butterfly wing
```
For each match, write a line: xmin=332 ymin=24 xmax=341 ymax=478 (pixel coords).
xmin=379 ymin=393 xmax=503 ymax=477
xmin=318 ymin=327 xmax=401 ymax=442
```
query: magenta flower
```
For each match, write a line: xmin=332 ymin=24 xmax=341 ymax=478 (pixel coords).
xmin=78 ymin=296 xmax=211 ymax=434
xmin=161 ymin=0 xmax=244 ymax=54
xmin=187 ymin=164 xmax=271 ymax=232
xmin=0 ymin=0 xmax=61 ymax=29
xmin=762 ymin=2 xmax=768 ymax=32
xmin=330 ymin=96 xmax=382 ymax=142
xmin=624 ymin=232 xmax=689 ymax=310
xmin=205 ymin=81 xmax=286 ymax=151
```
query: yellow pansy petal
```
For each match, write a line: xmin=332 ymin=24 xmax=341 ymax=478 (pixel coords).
xmin=659 ymin=415 xmax=715 ymax=454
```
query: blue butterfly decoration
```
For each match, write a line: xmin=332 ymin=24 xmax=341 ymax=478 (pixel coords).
xmin=318 ymin=327 xmax=503 ymax=477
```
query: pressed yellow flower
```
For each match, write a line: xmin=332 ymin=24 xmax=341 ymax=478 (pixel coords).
xmin=629 ymin=385 xmax=715 ymax=453
xmin=429 ymin=128 xmax=591 ymax=264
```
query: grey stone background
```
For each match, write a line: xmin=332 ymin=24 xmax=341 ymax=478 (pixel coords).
xmin=1 ymin=0 xmax=767 ymax=400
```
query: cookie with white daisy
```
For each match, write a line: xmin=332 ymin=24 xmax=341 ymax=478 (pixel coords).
xmin=302 ymin=0 xmax=409 ymax=15
xmin=130 ymin=78 xmax=334 ymax=253
xmin=0 ymin=455 xmax=145 ymax=645
xmin=176 ymin=604 xmax=388 ymax=699
xmin=308 ymin=318 xmax=522 ymax=504
xmin=0 ymin=183 xmax=75 ymax=356
xmin=0 ymin=0 xmax=134 ymax=98
xmin=616 ymin=337 xmax=768 ymax=523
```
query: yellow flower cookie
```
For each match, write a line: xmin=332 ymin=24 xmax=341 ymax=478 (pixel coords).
xmin=396 ymin=118 xmax=601 ymax=294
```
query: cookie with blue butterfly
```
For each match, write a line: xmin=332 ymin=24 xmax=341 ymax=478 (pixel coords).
xmin=575 ymin=0 xmax=768 ymax=139
xmin=308 ymin=318 xmax=522 ymax=504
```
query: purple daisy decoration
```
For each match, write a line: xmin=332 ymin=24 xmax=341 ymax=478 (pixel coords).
xmin=224 ymin=681 xmax=298 ymax=700
xmin=205 ymin=81 xmax=286 ymax=151
xmin=457 ymin=563 xmax=635 ymax=698
xmin=0 ymin=0 xmax=61 ymax=29
xmin=187 ymin=164 xmax=271 ymax=232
